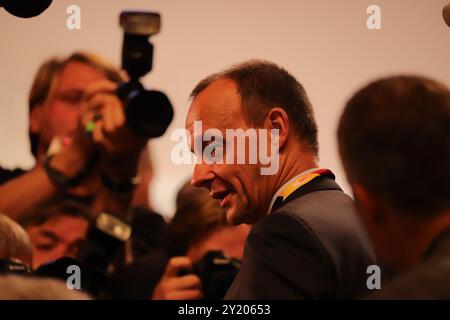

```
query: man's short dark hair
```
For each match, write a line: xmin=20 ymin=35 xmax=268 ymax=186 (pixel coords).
xmin=169 ymin=180 xmax=228 ymax=256
xmin=19 ymin=200 xmax=92 ymax=228
xmin=190 ymin=60 xmax=319 ymax=155
xmin=338 ymin=75 xmax=450 ymax=216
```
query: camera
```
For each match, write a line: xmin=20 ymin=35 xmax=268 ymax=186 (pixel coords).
xmin=34 ymin=256 xmax=106 ymax=297
xmin=0 ymin=259 xmax=31 ymax=275
xmin=117 ymin=11 xmax=174 ymax=139
xmin=183 ymin=251 xmax=241 ymax=300
xmin=73 ymin=212 xmax=132 ymax=298
xmin=0 ymin=213 xmax=131 ymax=299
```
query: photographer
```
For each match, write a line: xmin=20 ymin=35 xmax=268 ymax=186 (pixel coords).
xmin=0 ymin=52 xmax=146 ymax=221
xmin=0 ymin=52 xmax=171 ymax=299
xmin=152 ymin=182 xmax=250 ymax=300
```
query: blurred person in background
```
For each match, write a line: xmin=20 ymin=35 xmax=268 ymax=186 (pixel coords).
xmin=338 ymin=75 xmax=450 ymax=298
xmin=152 ymin=181 xmax=250 ymax=300
xmin=0 ymin=52 xmax=170 ymax=299
xmin=0 ymin=52 xmax=147 ymax=221
xmin=19 ymin=200 xmax=90 ymax=269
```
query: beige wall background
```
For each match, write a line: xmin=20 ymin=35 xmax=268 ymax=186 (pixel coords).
xmin=1 ymin=0 xmax=449 ymax=218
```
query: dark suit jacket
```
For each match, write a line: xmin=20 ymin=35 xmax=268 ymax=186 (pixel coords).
xmin=367 ymin=229 xmax=450 ymax=299
xmin=224 ymin=177 xmax=376 ymax=299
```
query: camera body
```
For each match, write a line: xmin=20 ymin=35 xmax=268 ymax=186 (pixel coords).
xmin=117 ymin=11 xmax=174 ymax=139
xmin=187 ymin=251 xmax=241 ymax=300
xmin=0 ymin=258 xmax=31 ymax=275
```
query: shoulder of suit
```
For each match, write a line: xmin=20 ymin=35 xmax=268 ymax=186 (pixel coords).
xmin=259 ymin=188 xmax=375 ymax=272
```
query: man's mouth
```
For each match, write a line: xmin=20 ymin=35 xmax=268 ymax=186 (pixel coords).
xmin=210 ymin=189 xmax=233 ymax=209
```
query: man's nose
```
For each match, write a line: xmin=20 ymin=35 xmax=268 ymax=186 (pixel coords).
xmin=191 ymin=163 xmax=215 ymax=189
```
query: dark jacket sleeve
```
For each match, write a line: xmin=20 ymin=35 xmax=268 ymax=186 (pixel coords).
xmin=130 ymin=206 xmax=169 ymax=259
xmin=225 ymin=212 xmax=337 ymax=299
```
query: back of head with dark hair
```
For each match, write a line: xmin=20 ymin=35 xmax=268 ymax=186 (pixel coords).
xmin=190 ymin=60 xmax=319 ymax=155
xmin=169 ymin=181 xmax=228 ymax=256
xmin=338 ymin=75 xmax=450 ymax=216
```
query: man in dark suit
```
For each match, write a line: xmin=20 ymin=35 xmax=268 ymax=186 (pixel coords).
xmin=337 ymin=75 xmax=450 ymax=298
xmin=185 ymin=60 xmax=375 ymax=299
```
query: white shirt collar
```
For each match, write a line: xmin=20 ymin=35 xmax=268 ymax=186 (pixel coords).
xmin=267 ymin=167 xmax=321 ymax=214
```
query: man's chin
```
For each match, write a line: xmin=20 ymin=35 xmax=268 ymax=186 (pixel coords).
xmin=225 ymin=205 xmax=253 ymax=226
xmin=225 ymin=206 xmax=242 ymax=226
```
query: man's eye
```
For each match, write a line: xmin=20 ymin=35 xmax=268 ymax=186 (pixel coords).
xmin=35 ymin=243 xmax=56 ymax=251
xmin=58 ymin=91 xmax=83 ymax=104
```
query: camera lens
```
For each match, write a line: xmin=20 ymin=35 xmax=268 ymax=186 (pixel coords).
xmin=116 ymin=81 xmax=173 ymax=139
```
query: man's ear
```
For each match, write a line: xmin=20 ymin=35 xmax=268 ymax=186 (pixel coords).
xmin=352 ymin=183 xmax=384 ymax=225
xmin=29 ymin=105 xmax=43 ymax=134
xmin=264 ymin=107 xmax=289 ymax=150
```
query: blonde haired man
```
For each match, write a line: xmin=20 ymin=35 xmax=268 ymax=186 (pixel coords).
xmin=0 ymin=52 xmax=146 ymax=220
